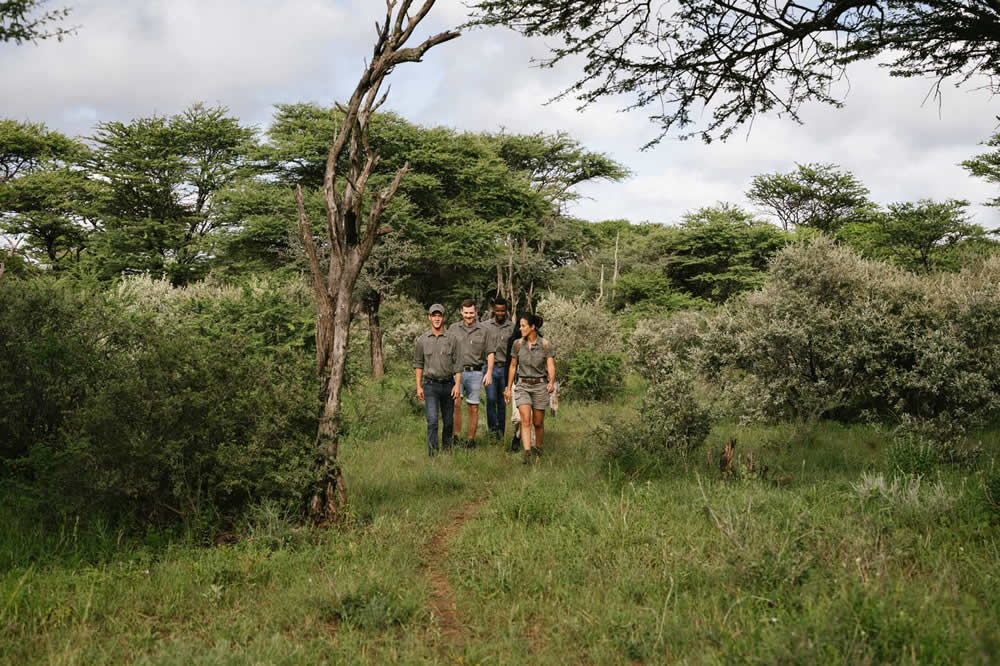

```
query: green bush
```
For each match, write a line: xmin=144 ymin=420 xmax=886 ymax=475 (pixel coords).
xmin=598 ymin=372 xmax=712 ymax=477
xmin=655 ymin=238 xmax=1000 ymax=428
xmin=536 ymin=294 xmax=622 ymax=379
xmin=0 ymin=276 xmax=318 ymax=529
xmin=566 ymin=348 xmax=624 ymax=400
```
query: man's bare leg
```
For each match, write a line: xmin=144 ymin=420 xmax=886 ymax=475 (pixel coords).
xmin=453 ymin=395 xmax=463 ymax=438
xmin=467 ymin=404 xmax=480 ymax=440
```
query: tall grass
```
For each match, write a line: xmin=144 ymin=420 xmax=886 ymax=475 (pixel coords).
xmin=1 ymin=370 xmax=998 ymax=664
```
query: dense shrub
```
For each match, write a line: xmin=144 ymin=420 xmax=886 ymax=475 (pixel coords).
xmin=536 ymin=294 xmax=622 ymax=378
xmin=598 ymin=372 xmax=712 ymax=477
xmin=0 ymin=277 xmax=318 ymax=529
xmin=642 ymin=238 xmax=1000 ymax=429
xmin=628 ymin=310 xmax=706 ymax=381
xmin=566 ymin=348 xmax=625 ymax=400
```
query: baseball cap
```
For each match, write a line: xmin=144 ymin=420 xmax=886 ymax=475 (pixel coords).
xmin=428 ymin=303 xmax=445 ymax=315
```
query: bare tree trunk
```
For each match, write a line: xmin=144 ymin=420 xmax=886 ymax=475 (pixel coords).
xmin=309 ymin=290 xmax=352 ymax=522
xmin=596 ymin=263 xmax=605 ymax=305
xmin=366 ymin=291 xmax=385 ymax=379
xmin=611 ymin=230 xmax=620 ymax=304
xmin=0 ymin=237 xmax=23 ymax=281
xmin=294 ymin=2 xmax=459 ymax=524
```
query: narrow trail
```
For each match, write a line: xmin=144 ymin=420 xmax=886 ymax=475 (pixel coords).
xmin=424 ymin=498 xmax=485 ymax=650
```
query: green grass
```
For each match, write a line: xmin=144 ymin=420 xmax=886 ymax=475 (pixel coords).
xmin=2 ymin=373 xmax=999 ymax=664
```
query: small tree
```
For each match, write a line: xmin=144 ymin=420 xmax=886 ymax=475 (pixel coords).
xmin=296 ymin=0 xmax=458 ymax=524
xmin=746 ymin=163 xmax=875 ymax=233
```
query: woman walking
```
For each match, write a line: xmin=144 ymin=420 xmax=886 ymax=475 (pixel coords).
xmin=504 ymin=313 xmax=556 ymax=463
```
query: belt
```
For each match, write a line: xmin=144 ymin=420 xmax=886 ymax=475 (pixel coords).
xmin=423 ymin=376 xmax=453 ymax=383
xmin=462 ymin=365 xmax=483 ymax=372
xmin=494 ymin=362 xmax=505 ymax=367
xmin=520 ymin=376 xmax=546 ymax=385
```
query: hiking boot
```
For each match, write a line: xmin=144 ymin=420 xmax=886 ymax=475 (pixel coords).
xmin=522 ymin=449 xmax=532 ymax=465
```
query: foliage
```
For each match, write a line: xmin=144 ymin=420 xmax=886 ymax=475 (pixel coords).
xmin=962 ymin=128 xmax=1000 ymax=208
xmin=841 ymin=198 xmax=992 ymax=273
xmin=536 ymin=293 xmax=622 ymax=377
xmin=598 ymin=372 xmax=712 ymax=476
xmin=469 ymin=1 xmax=1000 ymax=143
xmin=0 ymin=119 xmax=84 ymax=183
xmin=694 ymin=238 xmax=1000 ymax=425
xmin=565 ymin=348 xmax=624 ymax=401
xmin=668 ymin=203 xmax=790 ymax=302
xmin=0 ymin=277 xmax=318 ymax=527
xmin=746 ymin=163 xmax=876 ymax=232
xmin=0 ymin=1 xmax=73 ymax=44
xmin=627 ymin=310 xmax=706 ymax=382
xmin=85 ymin=104 xmax=257 ymax=284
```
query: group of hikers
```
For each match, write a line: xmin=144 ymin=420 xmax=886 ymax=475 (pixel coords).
xmin=412 ymin=298 xmax=556 ymax=463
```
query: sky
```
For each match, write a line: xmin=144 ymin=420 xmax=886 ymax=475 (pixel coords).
xmin=3 ymin=0 xmax=998 ymax=228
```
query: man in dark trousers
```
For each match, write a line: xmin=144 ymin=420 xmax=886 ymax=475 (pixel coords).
xmin=449 ymin=298 xmax=496 ymax=446
xmin=483 ymin=298 xmax=515 ymax=441
xmin=413 ymin=304 xmax=461 ymax=456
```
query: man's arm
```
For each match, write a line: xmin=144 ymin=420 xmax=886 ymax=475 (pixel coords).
xmin=413 ymin=337 xmax=425 ymax=401
xmin=484 ymin=352 xmax=495 ymax=386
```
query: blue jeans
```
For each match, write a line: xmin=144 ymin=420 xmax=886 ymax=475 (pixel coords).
xmin=423 ymin=379 xmax=454 ymax=456
xmin=484 ymin=363 xmax=507 ymax=437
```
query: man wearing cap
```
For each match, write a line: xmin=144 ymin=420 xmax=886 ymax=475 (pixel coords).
xmin=413 ymin=304 xmax=462 ymax=456
xmin=449 ymin=298 xmax=496 ymax=446
xmin=482 ymin=297 xmax=515 ymax=441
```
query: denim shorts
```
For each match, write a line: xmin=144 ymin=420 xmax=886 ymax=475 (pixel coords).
xmin=460 ymin=370 xmax=483 ymax=405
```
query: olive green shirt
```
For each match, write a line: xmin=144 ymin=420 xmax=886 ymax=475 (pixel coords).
xmin=447 ymin=320 xmax=495 ymax=368
xmin=513 ymin=336 xmax=554 ymax=379
xmin=484 ymin=317 xmax=515 ymax=364
xmin=412 ymin=330 xmax=461 ymax=378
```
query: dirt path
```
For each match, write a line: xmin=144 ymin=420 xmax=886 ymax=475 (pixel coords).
xmin=424 ymin=498 xmax=484 ymax=649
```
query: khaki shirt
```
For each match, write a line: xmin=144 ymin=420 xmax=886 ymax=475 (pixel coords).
xmin=447 ymin=320 xmax=495 ymax=368
xmin=484 ymin=317 xmax=515 ymax=364
xmin=513 ymin=336 xmax=554 ymax=378
xmin=413 ymin=330 xmax=461 ymax=378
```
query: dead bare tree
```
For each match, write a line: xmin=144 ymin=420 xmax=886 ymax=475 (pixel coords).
xmin=0 ymin=236 xmax=24 ymax=281
xmin=297 ymin=0 xmax=459 ymax=524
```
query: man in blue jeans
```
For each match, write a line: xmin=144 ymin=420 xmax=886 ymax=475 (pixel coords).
xmin=413 ymin=304 xmax=461 ymax=456
xmin=483 ymin=298 xmax=515 ymax=440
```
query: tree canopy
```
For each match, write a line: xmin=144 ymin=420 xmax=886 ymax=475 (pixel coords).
xmin=1 ymin=0 xmax=73 ymax=44
xmin=470 ymin=0 xmax=1000 ymax=143
xmin=747 ymin=163 xmax=875 ymax=233
xmin=962 ymin=128 xmax=1000 ymax=209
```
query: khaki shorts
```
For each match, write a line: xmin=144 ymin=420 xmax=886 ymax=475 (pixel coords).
xmin=514 ymin=381 xmax=550 ymax=410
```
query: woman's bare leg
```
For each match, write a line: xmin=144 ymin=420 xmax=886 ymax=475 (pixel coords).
xmin=518 ymin=404 xmax=533 ymax=452
xmin=532 ymin=409 xmax=545 ymax=452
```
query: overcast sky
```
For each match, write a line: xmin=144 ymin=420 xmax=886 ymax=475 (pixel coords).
xmin=3 ymin=0 xmax=998 ymax=228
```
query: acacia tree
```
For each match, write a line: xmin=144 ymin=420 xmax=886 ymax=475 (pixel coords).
xmin=747 ymin=163 xmax=875 ymax=233
xmin=470 ymin=1 xmax=1000 ymax=143
xmin=841 ymin=198 xmax=990 ymax=273
xmin=488 ymin=131 xmax=627 ymax=314
xmin=0 ymin=120 xmax=95 ymax=266
xmin=296 ymin=0 xmax=458 ymax=524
